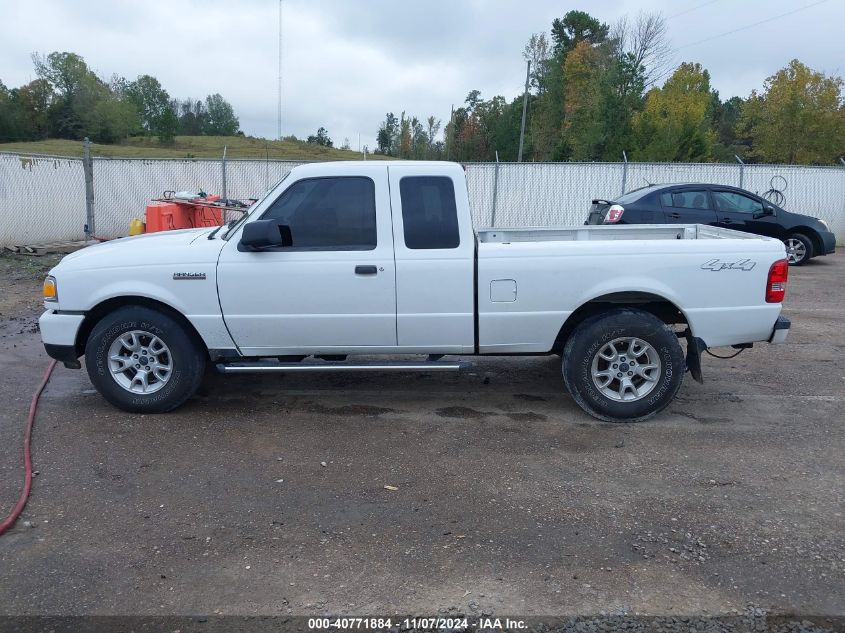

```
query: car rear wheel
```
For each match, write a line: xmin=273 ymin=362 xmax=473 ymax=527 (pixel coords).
xmin=784 ymin=233 xmax=813 ymax=265
xmin=562 ymin=309 xmax=684 ymax=423
xmin=85 ymin=306 xmax=206 ymax=413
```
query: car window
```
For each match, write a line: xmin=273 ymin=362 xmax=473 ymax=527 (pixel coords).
xmin=660 ymin=190 xmax=711 ymax=210
xmin=712 ymin=191 xmax=763 ymax=214
xmin=399 ymin=176 xmax=460 ymax=249
xmin=263 ymin=177 xmax=376 ymax=250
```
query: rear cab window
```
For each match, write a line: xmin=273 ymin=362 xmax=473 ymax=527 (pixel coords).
xmin=399 ymin=176 xmax=460 ymax=249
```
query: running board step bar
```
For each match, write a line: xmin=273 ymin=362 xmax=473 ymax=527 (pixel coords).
xmin=216 ymin=360 xmax=469 ymax=374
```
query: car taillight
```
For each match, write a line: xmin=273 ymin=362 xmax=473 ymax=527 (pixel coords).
xmin=766 ymin=259 xmax=788 ymax=303
xmin=604 ymin=205 xmax=624 ymax=224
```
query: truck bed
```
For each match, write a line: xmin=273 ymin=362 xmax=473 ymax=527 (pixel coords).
xmin=476 ymin=224 xmax=765 ymax=243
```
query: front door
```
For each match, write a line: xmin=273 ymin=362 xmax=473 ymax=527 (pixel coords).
xmin=217 ymin=169 xmax=397 ymax=356
xmin=711 ymin=189 xmax=779 ymax=239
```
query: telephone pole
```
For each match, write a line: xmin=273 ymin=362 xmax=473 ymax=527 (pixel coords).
xmin=517 ymin=60 xmax=530 ymax=162
xmin=277 ymin=0 xmax=283 ymax=140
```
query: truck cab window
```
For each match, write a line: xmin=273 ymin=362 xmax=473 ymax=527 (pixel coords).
xmin=263 ymin=177 xmax=376 ymax=250
xmin=400 ymin=176 xmax=460 ymax=249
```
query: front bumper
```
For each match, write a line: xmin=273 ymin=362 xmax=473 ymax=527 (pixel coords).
xmin=819 ymin=230 xmax=836 ymax=255
xmin=768 ymin=315 xmax=790 ymax=344
xmin=39 ymin=310 xmax=85 ymax=366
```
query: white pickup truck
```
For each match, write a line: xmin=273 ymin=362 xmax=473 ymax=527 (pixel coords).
xmin=39 ymin=161 xmax=791 ymax=422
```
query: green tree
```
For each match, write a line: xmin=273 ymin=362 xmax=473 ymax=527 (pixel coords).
xmin=306 ymin=126 xmax=333 ymax=147
xmin=376 ymin=112 xmax=399 ymax=155
xmin=737 ymin=59 xmax=844 ymax=164
xmin=203 ymin=93 xmax=239 ymax=135
xmin=126 ymin=75 xmax=172 ymax=137
xmin=632 ymin=62 xmax=714 ymax=161
xmin=551 ymin=10 xmax=610 ymax=55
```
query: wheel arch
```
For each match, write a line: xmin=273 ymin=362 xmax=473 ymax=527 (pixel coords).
xmin=75 ymin=296 xmax=209 ymax=358
xmin=787 ymin=227 xmax=821 ymax=256
xmin=552 ymin=292 xmax=689 ymax=353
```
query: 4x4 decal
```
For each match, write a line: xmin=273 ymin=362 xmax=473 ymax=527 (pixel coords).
xmin=701 ymin=258 xmax=756 ymax=272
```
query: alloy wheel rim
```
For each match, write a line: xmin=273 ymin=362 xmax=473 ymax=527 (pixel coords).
xmin=590 ymin=337 xmax=661 ymax=402
xmin=784 ymin=238 xmax=806 ymax=264
xmin=107 ymin=330 xmax=173 ymax=394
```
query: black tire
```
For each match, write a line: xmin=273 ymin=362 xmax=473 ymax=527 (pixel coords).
xmin=784 ymin=233 xmax=813 ymax=266
xmin=85 ymin=306 xmax=206 ymax=413
xmin=562 ymin=309 xmax=684 ymax=423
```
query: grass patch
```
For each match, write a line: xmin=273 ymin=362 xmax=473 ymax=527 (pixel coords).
xmin=0 ymin=136 xmax=392 ymax=161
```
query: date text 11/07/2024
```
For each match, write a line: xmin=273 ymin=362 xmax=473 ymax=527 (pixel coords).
xmin=307 ymin=617 xmax=528 ymax=630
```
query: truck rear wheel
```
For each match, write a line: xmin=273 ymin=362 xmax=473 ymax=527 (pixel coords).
xmin=562 ymin=309 xmax=684 ymax=423
xmin=85 ymin=306 xmax=206 ymax=413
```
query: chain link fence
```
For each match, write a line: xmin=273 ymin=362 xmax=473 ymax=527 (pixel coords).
xmin=2 ymin=150 xmax=843 ymax=246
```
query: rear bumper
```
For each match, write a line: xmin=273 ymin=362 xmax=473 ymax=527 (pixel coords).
xmin=819 ymin=230 xmax=836 ymax=255
xmin=768 ymin=315 xmax=790 ymax=344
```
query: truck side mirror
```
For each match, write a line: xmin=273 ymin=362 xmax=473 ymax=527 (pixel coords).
xmin=239 ymin=219 xmax=293 ymax=250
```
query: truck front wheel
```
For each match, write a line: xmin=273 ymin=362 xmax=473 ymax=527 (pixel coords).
xmin=84 ymin=306 xmax=206 ymax=413
xmin=562 ymin=309 xmax=684 ymax=423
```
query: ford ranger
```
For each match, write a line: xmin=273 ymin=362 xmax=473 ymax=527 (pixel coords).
xmin=39 ymin=161 xmax=791 ymax=422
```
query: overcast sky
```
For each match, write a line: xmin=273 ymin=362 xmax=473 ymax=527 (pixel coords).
xmin=1 ymin=0 xmax=842 ymax=148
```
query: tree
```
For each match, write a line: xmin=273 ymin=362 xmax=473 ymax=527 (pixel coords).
xmin=376 ymin=112 xmax=399 ymax=155
xmin=560 ymin=41 xmax=608 ymax=160
xmin=306 ymin=126 xmax=333 ymax=147
xmin=126 ymin=75 xmax=172 ymax=137
xmin=632 ymin=62 xmax=714 ymax=161
xmin=32 ymin=52 xmax=90 ymax=99
xmin=523 ymin=33 xmax=552 ymax=94
xmin=551 ymin=10 xmax=609 ymax=55
xmin=612 ymin=12 xmax=672 ymax=88
xmin=203 ymin=93 xmax=239 ymax=135
xmin=737 ymin=59 xmax=844 ymax=164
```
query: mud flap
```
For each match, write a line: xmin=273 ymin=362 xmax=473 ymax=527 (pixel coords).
xmin=684 ymin=333 xmax=706 ymax=384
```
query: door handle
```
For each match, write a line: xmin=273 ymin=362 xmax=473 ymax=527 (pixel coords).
xmin=355 ymin=265 xmax=378 ymax=275
xmin=668 ymin=212 xmax=681 ymax=219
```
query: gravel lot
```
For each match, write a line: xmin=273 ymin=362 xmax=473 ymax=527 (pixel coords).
xmin=0 ymin=251 xmax=842 ymax=628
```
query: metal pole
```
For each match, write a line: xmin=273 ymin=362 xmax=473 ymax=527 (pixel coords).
xmin=621 ymin=150 xmax=628 ymax=195
xmin=221 ymin=145 xmax=228 ymax=200
xmin=277 ymin=0 xmax=283 ymax=140
xmin=735 ymin=154 xmax=745 ymax=189
xmin=490 ymin=151 xmax=500 ymax=227
xmin=82 ymin=137 xmax=95 ymax=239
xmin=517 ymin=60 xmax=531 ymax=163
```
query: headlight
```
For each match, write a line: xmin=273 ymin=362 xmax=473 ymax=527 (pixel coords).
xmin=43 ymin=275 xmax=58 ymax=302
xmin=817 ymin=219 xmax=829 ymax=231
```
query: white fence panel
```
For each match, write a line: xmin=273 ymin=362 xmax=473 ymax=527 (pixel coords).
xmin=0 ymin=153 xmax=86 ymax=245
xmin=1 ymin=152 xmax=843 ymax=246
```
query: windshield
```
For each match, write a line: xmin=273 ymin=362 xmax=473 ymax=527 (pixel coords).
xmin=222 ymin=173 xmax=290 ymax=239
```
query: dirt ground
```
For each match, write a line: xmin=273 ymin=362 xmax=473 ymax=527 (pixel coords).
xmin=0 ymin=251 xmax=842 ymax=621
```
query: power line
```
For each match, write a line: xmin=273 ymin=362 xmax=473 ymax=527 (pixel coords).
xmin=676 ymin=0 xmax=830 ymax=50
xmin=667 ymin=0 xmax=721 ymax=20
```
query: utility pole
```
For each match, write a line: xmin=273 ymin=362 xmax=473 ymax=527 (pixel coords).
xmin=277 ymin=0 xmax=283 ymax=140
xmin=517 ymin=60 xmax=531 ymax=163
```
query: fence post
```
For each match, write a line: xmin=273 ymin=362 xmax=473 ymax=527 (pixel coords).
xmin=82 ymin=137 xmax=95 ymax=239
xmin=621 ymin=151 xmax=628 ymax=195
xmin=735 ymin=155 xmax=745 ymax=189
xmin=490 ymin=153 xmax=500 ymax=227
xmin=221 ymin=145 xmax=228 ymax=200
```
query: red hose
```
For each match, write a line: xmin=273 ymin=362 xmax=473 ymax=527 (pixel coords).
xmin=0 ymin=360 xmax=57 ymax=536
